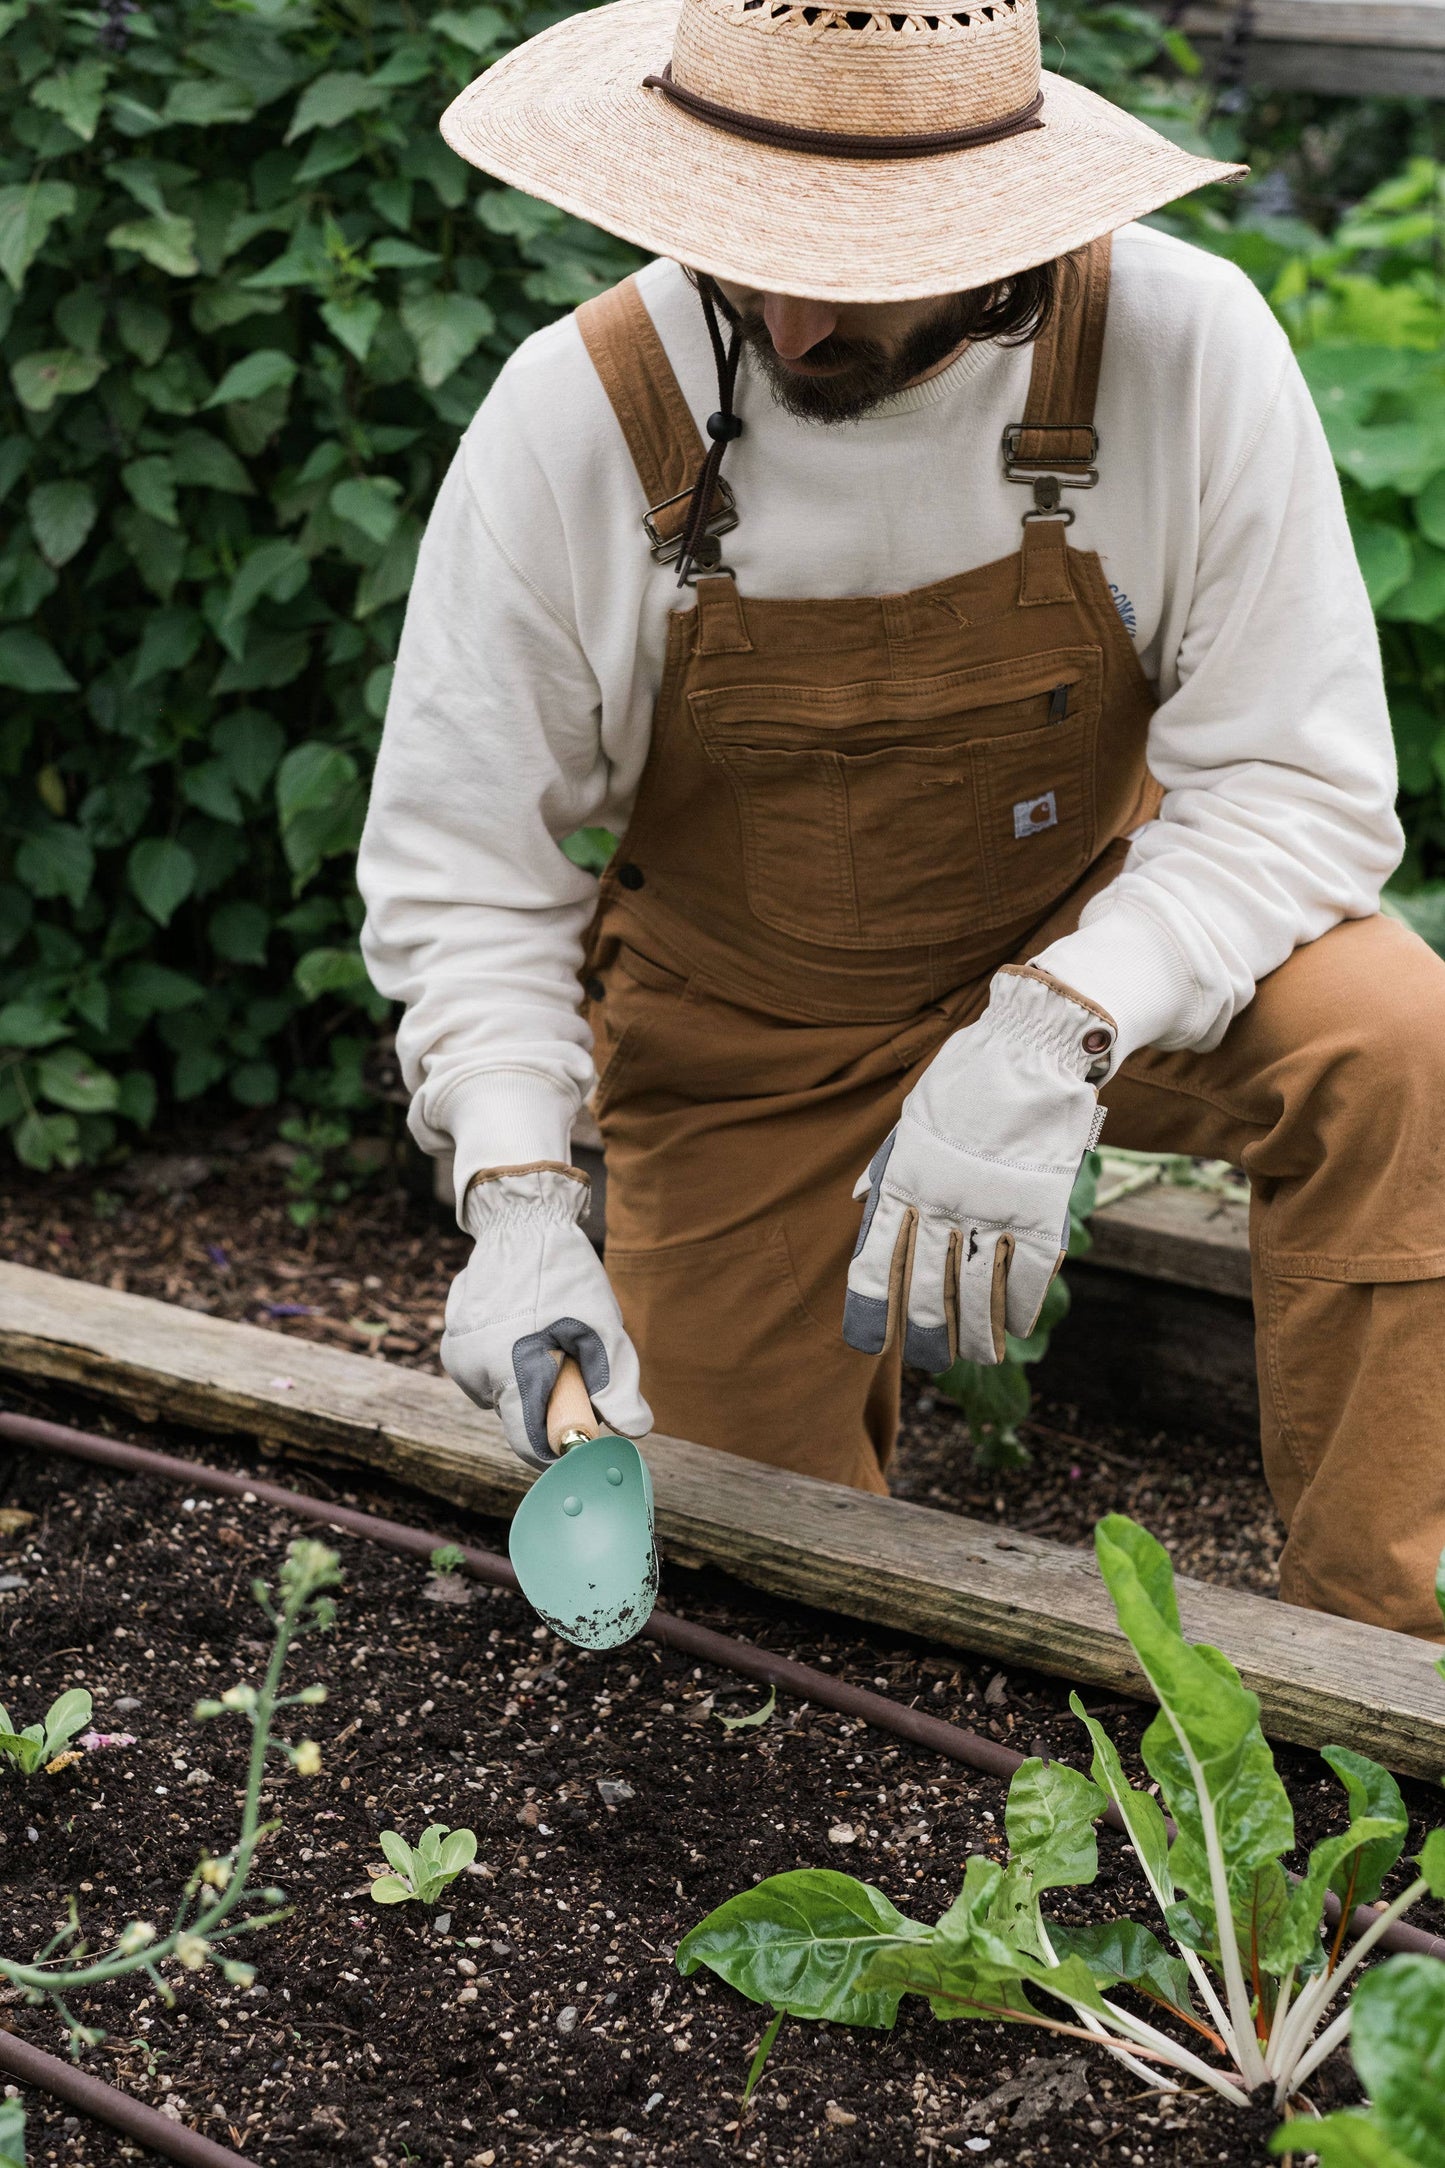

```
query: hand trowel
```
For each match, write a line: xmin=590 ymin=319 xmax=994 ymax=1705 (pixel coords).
xmin=507 ymin=1355 xmax=657 ymax=1650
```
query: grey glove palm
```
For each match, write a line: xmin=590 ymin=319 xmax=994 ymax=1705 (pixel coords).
xmin=441 ymin=1165 xmax=651 ymax=1469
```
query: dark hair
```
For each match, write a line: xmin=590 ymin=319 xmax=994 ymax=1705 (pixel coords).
xmin=949 ymin=257 xmax=1058 ymax=346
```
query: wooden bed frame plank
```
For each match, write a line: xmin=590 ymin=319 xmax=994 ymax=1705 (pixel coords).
xmin=1 ymin=1261 xmax=1442 ymax=1778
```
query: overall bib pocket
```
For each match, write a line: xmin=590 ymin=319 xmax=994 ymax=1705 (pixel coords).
xmin=688 ymin=646 xmax=1103 ymax=948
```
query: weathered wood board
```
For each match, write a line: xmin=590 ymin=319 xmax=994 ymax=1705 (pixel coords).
xmin=1 ymin=1260 xmax=1442 ymax=1777
xmin=1141 ymin=0 xmax=1445 ymax=95
xmin=1088 ymin=1183 xmax=1252 ymax=1304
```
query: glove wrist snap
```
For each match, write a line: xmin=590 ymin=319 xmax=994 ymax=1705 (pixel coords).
xmin=990 ymin=964 xmax=1118 ymax=1081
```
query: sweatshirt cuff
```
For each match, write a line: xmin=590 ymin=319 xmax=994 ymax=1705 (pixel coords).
xmin=1029 ymin=899 xmax=1201 ymax=1074
xmin=426 ymin=1070 xmax=580 ymax=1224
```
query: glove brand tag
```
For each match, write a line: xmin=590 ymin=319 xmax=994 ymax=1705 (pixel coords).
xmin=1013 ymin=790 xmax=1058 ymax=839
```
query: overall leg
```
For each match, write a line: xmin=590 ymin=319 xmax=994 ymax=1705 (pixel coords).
xmin=590 ymin=942 xmax=960 ymax=1491
xmin=1100 ymin=914 xmax=1445 ymax=1637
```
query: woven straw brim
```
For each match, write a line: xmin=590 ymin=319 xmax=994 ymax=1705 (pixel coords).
xmin=442 ymin=0 xmax=1243 ymax=304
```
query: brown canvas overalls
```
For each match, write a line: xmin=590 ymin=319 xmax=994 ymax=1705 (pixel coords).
xmin=571 ymin=242 xmax=1445 ymax=1638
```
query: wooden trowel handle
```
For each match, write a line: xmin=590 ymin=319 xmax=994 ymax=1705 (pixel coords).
xmin=546 ymin=1354 xmax=599 ymax=1453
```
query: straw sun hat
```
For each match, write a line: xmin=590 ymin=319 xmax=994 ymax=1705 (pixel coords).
xmin=440 ymin=0 xmax=1243 ymax=304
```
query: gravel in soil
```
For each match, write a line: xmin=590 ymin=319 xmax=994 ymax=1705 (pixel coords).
xmin=0 ymin=1133 xmax=1286 ymax=1592
xmin=2 ymin=1392 xmax=1442 ymax=2168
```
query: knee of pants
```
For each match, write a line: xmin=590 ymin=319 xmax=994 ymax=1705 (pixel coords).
xmin=1294 ymin=963 xmax=1445 ymax=1202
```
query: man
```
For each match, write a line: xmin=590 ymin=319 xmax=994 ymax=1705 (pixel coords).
xmin=358 ymin=0 xmax=1445 ymax=1636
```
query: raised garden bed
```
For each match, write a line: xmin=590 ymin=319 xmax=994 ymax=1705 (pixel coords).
xmin=3 ymin=1383 xmax=1443 ymax=2168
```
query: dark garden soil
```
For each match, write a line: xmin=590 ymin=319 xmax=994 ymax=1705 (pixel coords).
xmin=0 ymin=1121 xmax=1287 ymax=1597
xmin=2 ymin=1383 xmax=1443 ymax=2168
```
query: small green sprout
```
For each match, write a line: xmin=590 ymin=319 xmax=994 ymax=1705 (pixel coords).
xmin=717 ymin=1687 xmax=776 ymax=1734
xmin=370 ymin=1825 xmax=478 ymax=1906
xmin=429 ymin=1544 xmax=465 ymax=1576
xmin=0 ymin=1689 xmax=92 ymax=1777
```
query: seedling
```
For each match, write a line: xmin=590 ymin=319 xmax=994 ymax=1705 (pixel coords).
xmin=717 ymin=1687 xmax=776 ymax=1734
xmin=679 ymin=1516 xmax=1445 ymax=2118
xmin=370 ymin=1825 xmax=478 ymax=1906
xmin=0 ymin=1689 xmax=92 ymax=1777
xmin=429 ymin=1544 xmax=466 ymax=1576
xmin=0 ymin=1540 xmax=339 ymax=2052
xmin=0 ymin=2097 xmax=23 ymax=2168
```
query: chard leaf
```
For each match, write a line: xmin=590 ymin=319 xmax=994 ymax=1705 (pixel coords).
xmin=1004 ymin=1756 xmax=1107 ymax=1897
xmin=41 ymin=1688 xmax=91 ymax=1758
xmin=863 ymin=1925 xmax=1111 ymax=2028
xmin=1047 ymin=1919 xmax=1196 ymax=2019
xmin=379 ymin=1830 xmax=413 ymax=1876
xmin=1095 ymin=1519 xmax=1294 ymax=1962
xmin=369 ymin=1874 xmax=411 ymax=1905
xmin=1419 ymin=1828 xmax=1445 ymax=1898
xmin=437 ymin=1828 xmax=476 ymax=1875
xmin=1321 ymin=1748 xmax=1408 ymax=1907
xmin=934 ymin=1854 xmax=1006 ymax=1940
xmin=1349 ymin=1956 xmax=1445 ymax=2168
xmin=1269 ymin=2111 xmax=1423 ymax=2166
xmin=1069 ymin=1691 xmax=1174 ymax=1905
xmin=676 ymin=1870 xmax=930 ymax=2027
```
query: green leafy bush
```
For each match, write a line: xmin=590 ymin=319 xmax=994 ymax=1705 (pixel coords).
xmin=0 ymin=0 xmax=639 ymax=1172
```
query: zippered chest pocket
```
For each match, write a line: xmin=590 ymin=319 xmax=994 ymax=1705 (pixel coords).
xmin=687 ymin=647 xmax=1103 ymax=950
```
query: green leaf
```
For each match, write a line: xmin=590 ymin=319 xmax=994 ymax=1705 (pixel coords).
xmin=379 ymin=1830 xmax=414 ymax=1877
xmin=369 ymin=238 xmax=442 ymax=270
xmin=676 ymin=1871 xmax=931 ymax=2026
xmin=369 ymin=1874 xmax=412 ymax=1905
xmin=37 ymin=1047 xmax=120 ymax=1114
xmin=107 ymin=214 xmax=199 ymax=279
xmin=1270 ymin=2113 xmax=1421 ymax=2167
xmin=26 ymin=481 xmax=96 ymax=569
xmin=1350 ymin=1956 xmax=1445 ymax=2167
xmin=1417 ymin=471 xmax=1445 ymax=552
xmin=718 ymin=1687 xmax=776 ymax=1733
xmin=1349 ymin=516 xmax=1413 ymax=609
xmin=15 ymin=826 xmax=92 ymax=909
xmin=204 ymin=351 xmax=297 ymax=407
xmin=1320 ymin=1747 xmax=1408 ymax=1906
xmin=293 ymin=946 xmax=371 ymax=1001
xmin=230 ymin=1059 xmax=278 ymax=1107
xmin=1419 ymin=1826 xmax=1445 ymax=1898
xmin=0 ymin=627 xmax=77 ymax=693
xmin=10 ymin=348 xmax=105 ymax=414
xmin=1047 ymin=1919 xmax=1195 ymax=2018
xmin=127 ymin=838 xmax=197 ymax=927
xmin=181 ymin=761 xmax=243 ymax=823
xmin=209 ymin=900 xmax=270 ymax=966
xmin=221 ymin=540 xmax=308 ymax=650
xmin=212 ymin=710 xmax=285 ymax=799
xmin=0 ymin=180 xmax=76 ymax=292
xmin=164 ymin=78 xmax=257 ymax=127
xmin=0 ymin=1001 xmax=69 ymax=1049
xmin=117 ymin=1070 xmax=158 ymax=1129
xmin=1003 ymin=1756 xmax=1106 ymax=1897
xmin=40 ymin=1687 xmax=92 ymax=1757
xmin=437 ymin=1827 xmax=477 ymax=1875
xmin=131 ymin=606 xmax=203 ymax=688
xmin=433 ymin=6 xmax=508 ymax=54
xmin=1379 ymin=540 xmax=1445 ymax=626
xmin=320 ymin=294 xmax=382 ymax=364
xmin=354 ymin=519 xmax=421 ymax=617
xmin=114 ymin=962 xmax=206 ymax=1018
xmin=400 ymin=291 xmax=495 ymax=389
xmin=32 ymin=59 xmax=109 ymax=141
xmin=285 ymin=72 xmax=391 ymax=141
xmin=170 ymin=430 xmax=254 ymax=494
xmin=1094 ymin=1517 xmax=1295 ymax=1959
xmin=331 ymin=475 xmax=402 ymax=546
xmin=122 ymin=455 xmax=179 ymax=528
xmin=14 ymin=1109 xmax=81 ymax=1172
xmin=276 ymin=744 xmax=364 ymax=887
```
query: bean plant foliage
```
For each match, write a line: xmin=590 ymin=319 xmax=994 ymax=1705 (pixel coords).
xmin=678 ymin=1516 xmax=1445 ymax=2133
xmin=0 ymin=0 xmax=640 ymax=1174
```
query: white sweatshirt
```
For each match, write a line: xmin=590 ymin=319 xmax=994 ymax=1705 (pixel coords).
xmin=358 ymin=223 xmax=1402 ymax=1205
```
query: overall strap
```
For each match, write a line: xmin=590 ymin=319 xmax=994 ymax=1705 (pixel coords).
xmin=576 ymin=277 xmax=733 ymax=566
xmin=1006 ymin=233 xmax=1111 ymax=606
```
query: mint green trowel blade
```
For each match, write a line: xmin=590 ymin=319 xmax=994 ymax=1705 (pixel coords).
xmin=508 ymin=1433 xmax=657 ymax=1651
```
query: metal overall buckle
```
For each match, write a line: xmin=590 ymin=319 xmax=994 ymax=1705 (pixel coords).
xmin=1001 ymin=422 xmax=1099 ymax=527
xmin=643 ymin=478 xmax=739 ymax=571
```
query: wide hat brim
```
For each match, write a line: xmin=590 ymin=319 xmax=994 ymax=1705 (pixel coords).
xmin=442 ymin=0 xmax=1243 ymax=304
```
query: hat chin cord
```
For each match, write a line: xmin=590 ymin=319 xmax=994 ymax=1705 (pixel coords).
xmin=675 ymin=274 xmax=743 ymax=586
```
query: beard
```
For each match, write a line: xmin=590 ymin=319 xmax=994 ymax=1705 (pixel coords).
xmin=716 ymin=288 xmax=981 ymax=425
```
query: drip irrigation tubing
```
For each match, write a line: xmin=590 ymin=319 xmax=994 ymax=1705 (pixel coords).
xmin=1 ymin=1397 xmax=1441 ymax=1958
xmin=0 ymin=2026 xmax=260 ymax=2168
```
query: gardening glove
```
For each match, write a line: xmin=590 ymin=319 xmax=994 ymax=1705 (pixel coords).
xmin=441 ymin=1164 xmax=651 ymax=1470
xmin=843 ymin=965 xmax=1115 ymax=1371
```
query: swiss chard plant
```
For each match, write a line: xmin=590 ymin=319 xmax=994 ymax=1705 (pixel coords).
xmin=370 ymin=1822 xmax=477 ymax=1906
xmin=0 ymin=1686 xmax=91 ymax=1775
xmin=1270 ymin=1953 xmax=1445 ymax=2166
xmin=678 ymin=1514 xmax=1445 ymax=2115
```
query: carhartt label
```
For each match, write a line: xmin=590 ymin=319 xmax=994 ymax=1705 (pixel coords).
xmin=1013 ymin=791 xmax=1058 ymax=839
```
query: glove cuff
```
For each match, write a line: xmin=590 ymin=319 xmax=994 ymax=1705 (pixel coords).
xmin=988 ymin=965 xmax=1118 ymax=1081
xmin=463 ymin=1162 xmax=591 ymax=1239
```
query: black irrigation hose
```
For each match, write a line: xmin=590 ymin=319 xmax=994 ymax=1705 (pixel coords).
xmin=1 ymin=1401 xmax=1441 ymax=2055
xmin=0 ymin=2027 xmax=261 ymax=2168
